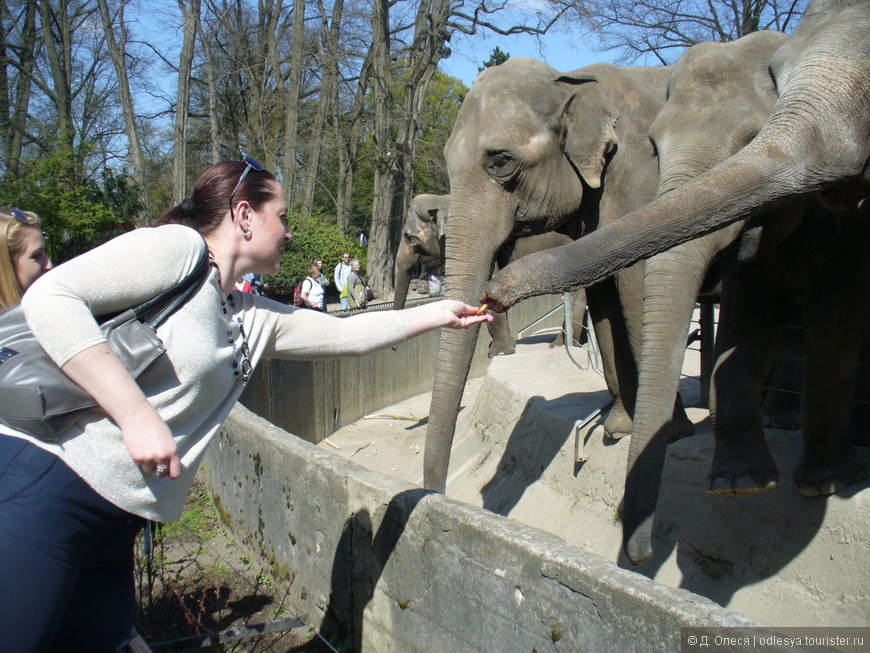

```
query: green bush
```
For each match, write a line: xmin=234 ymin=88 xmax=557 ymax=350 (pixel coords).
xmin=264 ymin=210 xmax=366 ymax=301
xmin=0 ymin=152 xmax=138 ymax=264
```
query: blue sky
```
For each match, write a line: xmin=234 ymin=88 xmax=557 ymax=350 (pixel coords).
xmin=438 ymin=23 xmax=619 ymax=87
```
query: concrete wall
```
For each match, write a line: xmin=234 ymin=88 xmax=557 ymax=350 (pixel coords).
xmin=202 ymin=406 xmax=767 ymax=652
xmin=238 ymin=295 xmax=567 ymax=444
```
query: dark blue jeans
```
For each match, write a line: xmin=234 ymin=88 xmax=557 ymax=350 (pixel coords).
xmin=0 ymin=435 xmax=146 ymax=652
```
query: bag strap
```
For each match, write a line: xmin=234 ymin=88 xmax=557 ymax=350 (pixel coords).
xmin=101 ymin=236 xmax=211 ymax=330
xmin=140 ymin=236 xmax=210 ymax=328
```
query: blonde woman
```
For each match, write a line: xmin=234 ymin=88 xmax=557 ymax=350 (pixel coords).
xmin=0 ymin=207 xmax=53 ymax=311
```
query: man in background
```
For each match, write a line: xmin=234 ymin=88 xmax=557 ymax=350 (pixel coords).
xmin=334 ymin=252 xmax=351 ymax=310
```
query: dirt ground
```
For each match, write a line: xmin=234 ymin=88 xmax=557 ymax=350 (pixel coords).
xmin=133 ymin=476 xmax=337 ymax=653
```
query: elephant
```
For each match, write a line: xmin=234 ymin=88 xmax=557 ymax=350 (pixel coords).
xmin=393 ymin=195 xmax=588 ymax=355
xmin=481 ymin=0 xmax=870 ymax=564
xmin=617 ymin=31 xmax=799 ymax=564
xmin=393 ymin=193 xmax=449 ymax=311
xmin=424 ymin=57 xmax=678 ymax=494
xmin=481 ymin=0 xmax=870 ymax=301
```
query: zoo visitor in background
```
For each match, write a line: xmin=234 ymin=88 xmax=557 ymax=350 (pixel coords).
xmin=313 ymin=257 xmax=329 ymax=309
xmin=0 ymin=158 xmax=492 ymax=652
xmin=334 ymin=251 xmax=351 ymax=310
xmin=300 ymin=263 xmax=325 ymax=310
xmin=0 ymin=207 xmax=53 ymax=312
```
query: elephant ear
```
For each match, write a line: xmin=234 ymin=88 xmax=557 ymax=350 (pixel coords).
xmin=557 ymin=75 xmax=619 ymax=189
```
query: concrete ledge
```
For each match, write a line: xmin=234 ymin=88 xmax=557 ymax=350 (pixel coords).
xmin=203 ymin=405 xmax=761 ymax=652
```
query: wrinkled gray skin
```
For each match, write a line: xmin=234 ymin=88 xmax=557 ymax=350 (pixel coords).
xmin=393 ymin=193 xmax=449 ymax=311
xmin=494 ymin=233 xmax=588 ymax=355
xmin=482 ymin=0 xmax=870 ymax=563
xmin=424 ymin=58 xmax=674 ymax=494
xmin=393 ymin=195 xmax=587 ymax=355
xmin=623 ymin=31 xmax=800 ymax=564
xmin=708 ymin=202 xmax=870 ymax=499
xmin=483 ymin=0 xmax=870 ymax=301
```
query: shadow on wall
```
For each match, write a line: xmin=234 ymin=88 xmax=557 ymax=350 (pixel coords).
xmin=632 ymin=431 xmax=870 ymax=611
xmin=472 ymin=387 xmax=870 ymax=619
xmin=481 ymin=391 xmax=611 ymax=516
xmin=317 ymin=489 xmax=430 ymax=651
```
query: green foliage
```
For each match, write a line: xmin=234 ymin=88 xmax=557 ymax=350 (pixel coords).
xmin=352 ymin=70 xmax=466 ymax=226
xmin=415 ymin=72 xmax=467 ymax=194
xmin=479 ymin=46 xmax=510 ymax=72
xmin=0 ymin=149 xmax=139 ymax=264
xmin=263 ymin=209 xmax=367 ymax=300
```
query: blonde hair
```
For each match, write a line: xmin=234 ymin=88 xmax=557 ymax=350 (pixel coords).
xmin=0 ymin=208 xmax=43 ymax=310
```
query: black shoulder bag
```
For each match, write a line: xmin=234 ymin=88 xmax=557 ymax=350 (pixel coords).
xmin=0 ymin=239 xmax=210 ymax=441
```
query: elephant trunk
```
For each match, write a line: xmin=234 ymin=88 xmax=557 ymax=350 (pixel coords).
xmin=484 ymin=50 xmax=869 ymax=308
xmin=393 ymin=240 xmax=415 ymax=310
xmin=622 ymin=240 xmax=721 ymax=564
xmin=424 ymin=201 xmax=512 ymax=493
xmin=424 ymin=322 xmax=482 ymax=492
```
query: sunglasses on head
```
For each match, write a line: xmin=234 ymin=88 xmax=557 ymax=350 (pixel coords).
xmin=228 ymin=156 xmax=266 ymax=220
xmin=10 ymin=207 xmax=29 ymax=223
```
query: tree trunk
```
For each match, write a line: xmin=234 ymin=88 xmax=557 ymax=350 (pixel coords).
xmin=300 ymin=0 xmax=344 ymax=218
xmin=173 ymin=0 xmax=200 ymax=204
xmin=97 ymin=0 xmax=148 ymax=221
xmin=0 ymin=1 xmax=37 ymax=178
xmin=282 ymin=0 xmax=306 ymax=207
xmin=334 ymin=123 xmax=355 ymax=234
xmin=38 ymin=0 xmax=76 ymax=180
xmin=334 ymin=55 xmax=371 ymax=233
xmin=367 ymin=0 xmax=396 ymax=295
xmin=199 ymin=9 xmax=220 ymax=164
xmin=366 ymin=0 xmax=452 ymax=295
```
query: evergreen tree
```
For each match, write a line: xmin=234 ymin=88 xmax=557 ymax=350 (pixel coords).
xmin=479 ymin=46 xmax=510 ymax=72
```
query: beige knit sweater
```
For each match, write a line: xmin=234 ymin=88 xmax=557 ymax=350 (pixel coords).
xmin=5 ymin=224 xmax=407 ymax=521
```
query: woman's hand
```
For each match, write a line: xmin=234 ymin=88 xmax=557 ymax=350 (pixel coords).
xmin=118 ymin=400 xmax=183 ymax=478
xmin=61 ymin=343 xmax=182 ymax=479
xmin=436 ymin=300 xmax=495 ymax=329
xmin=399 ymin=299 xmax=493 ymax=338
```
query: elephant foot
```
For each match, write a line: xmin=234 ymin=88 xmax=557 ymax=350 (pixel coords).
xmin=792 ymin=448 xmax=867 ymax=496
xmin=488 ymin=339 xmax=516 ymax=357
xmin=762 ymin=392 xmax=801 ymax=431
xmin=707 ymin=446 xmax=779 ymax=495
xmin=603 ymin=405 xmax=632 ymax=441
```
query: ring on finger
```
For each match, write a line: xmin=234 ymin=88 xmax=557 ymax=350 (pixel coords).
xmin=155 ymin=463 xmax=169 ymax=476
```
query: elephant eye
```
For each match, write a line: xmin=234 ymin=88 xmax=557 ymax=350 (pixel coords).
xmin=486 ymin=151 xmax=516 ymax=180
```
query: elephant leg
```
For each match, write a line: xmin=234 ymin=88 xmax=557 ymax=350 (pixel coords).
xmin=586 ymin=277 xmax=637 ymax=440
xmin=487 ymin=310 xmax=516 ymax=357
xmin=793 ymin=224 xmax=870 ymax=495
xmin=851 ymin=341 xmax=870 ymax=446
xmin=707 ymin=265 xmax=782 ymax=494
xmin=761 ymin=303 xmax=804 ymax=430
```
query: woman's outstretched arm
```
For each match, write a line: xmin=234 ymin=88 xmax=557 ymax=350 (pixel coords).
xmin=398 ymin=299 xmax=492 ymax=338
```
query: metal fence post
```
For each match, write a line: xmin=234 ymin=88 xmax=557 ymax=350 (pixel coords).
xmin=699 ymin=302 xmax=716 ymax=408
